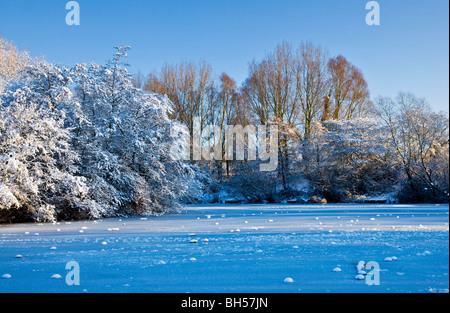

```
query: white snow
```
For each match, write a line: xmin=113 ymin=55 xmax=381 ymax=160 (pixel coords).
xmin=0 ymin=204 xmax=448 ymax=293
xmin=357 ymin=261 xmax=365 ymax=272
xmin=333 ymin=267 xmax=342 ymax=272
xmin=355 ymin=274 xmax=365 ymax=280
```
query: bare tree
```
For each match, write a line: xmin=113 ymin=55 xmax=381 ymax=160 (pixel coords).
xmin=327 ymin=55 xmax=372 ymax=120
xmin=295 ymin=41 xmax=330 ymax=139
xmin=243 ymin=42 xmax=300 ymax=127
xmin=0 ymin=38 xmax=29 ymax=95
xmin=376 ymin=92 xmax=449 ymax=201
xmin=132 ymin=70 xmax=146 ymax=89
xmin=213 ymin=73 xmax=241 ymax=175
xmin=144 ymin=61 xmax=214 ymax=135
xmin=242 ymin=42 xmax=301 ymax=188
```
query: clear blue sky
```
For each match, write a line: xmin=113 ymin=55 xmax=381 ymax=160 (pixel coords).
xmin=0 ymin=0 xmax=448 ymax=112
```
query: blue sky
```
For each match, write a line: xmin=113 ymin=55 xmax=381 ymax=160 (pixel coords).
xmin=0 ymin=0 xmax=448 ymax=112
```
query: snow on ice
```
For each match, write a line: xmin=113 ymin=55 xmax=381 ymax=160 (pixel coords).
xmin=0 ymin=204 xmax=448 ymax=293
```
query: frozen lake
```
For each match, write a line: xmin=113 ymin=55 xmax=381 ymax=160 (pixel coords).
xmin=0 ymin=204 xmax=448 ymax=293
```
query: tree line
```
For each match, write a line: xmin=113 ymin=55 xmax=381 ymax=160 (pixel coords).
xmin=139 ymin=41 xmax=449 ymax=205
xmin=0 ymin=38 xmax=448 ymax=223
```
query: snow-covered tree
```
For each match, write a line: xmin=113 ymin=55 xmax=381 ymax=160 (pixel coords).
xmin=302 ymin=117 xmax=396 ymax=202
xmin=376 ymin=93 xmax=449 ymax=202
xmin=0 ymin=70 xmax=91 ymax=222
xmin=1 ymin=47 xmax=203 ymax=223
xmin=68 ymin=46 xmax=201 ymax=215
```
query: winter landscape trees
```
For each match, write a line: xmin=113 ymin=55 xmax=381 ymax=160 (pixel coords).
xmin=0 ymin=41 xmax=200 ymax=223
xmin=0 ymin=38 xmax=448 ymax=223
xmin=376 ymin=93 xmax=449 ymax=203
xmin=144 ymin=41 xmax=448 ymax=205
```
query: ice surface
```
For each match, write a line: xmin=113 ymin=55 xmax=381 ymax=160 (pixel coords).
xmin=0 ymin=204 xmax=448 ymax=293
